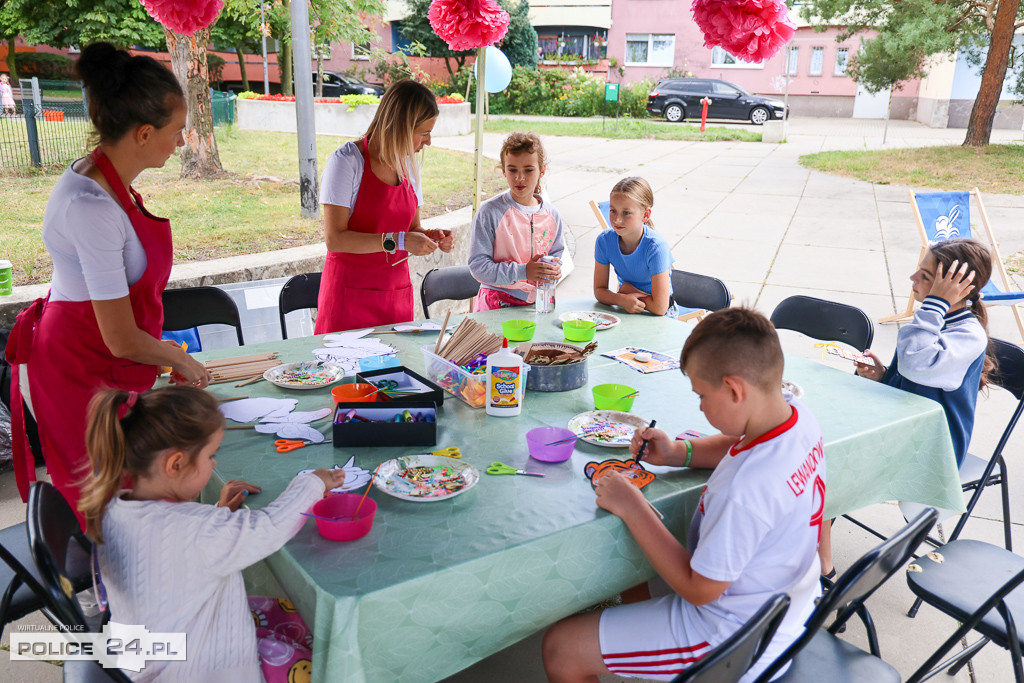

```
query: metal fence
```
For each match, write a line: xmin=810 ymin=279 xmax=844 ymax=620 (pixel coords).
xmin=0 ymin=79 xmax=91 ymax=171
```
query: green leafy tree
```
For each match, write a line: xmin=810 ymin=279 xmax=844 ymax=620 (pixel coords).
xmin=805 ymin=0 xmax=1024 ymax=147
xmin=213 ymin=7 xmax=264 ymax=92
xmin=499 ymin=0 xmax=537 ymax=69
xmin=846 ymin=33 xmax=927 ymax=143
xmin=310 ymin=0 xmax=385 ymax=96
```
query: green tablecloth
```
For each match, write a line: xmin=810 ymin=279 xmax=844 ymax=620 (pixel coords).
xmin=200 ymin=300 xmax=963 ymax=682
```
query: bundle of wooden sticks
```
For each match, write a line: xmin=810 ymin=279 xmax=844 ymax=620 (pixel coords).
xmin=205 ymin=352 xmax=281 ymax=384
xmin=435 ymin=318 xmax=504 ymax=366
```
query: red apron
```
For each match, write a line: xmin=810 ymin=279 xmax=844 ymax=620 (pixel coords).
xmin=315 ymin=138 xmax=418 ymax=334
xmin=6 ymin=148 xmax=171 ymax=520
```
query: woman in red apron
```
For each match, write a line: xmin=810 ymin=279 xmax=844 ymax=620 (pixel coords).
xmin=316 ymin=80 xmax=456 ymax=334
xmin=5 ymin=43 xmax=210 ymax=523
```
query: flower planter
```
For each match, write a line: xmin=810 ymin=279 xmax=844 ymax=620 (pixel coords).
xmin=237 ymin=100 xmax=471 ymax=137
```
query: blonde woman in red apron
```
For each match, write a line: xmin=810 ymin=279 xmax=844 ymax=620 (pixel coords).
xmin=315 ymin=80 xmax=455 ymax=333
xmin=5 ymin=43 xmax=210 ymax=523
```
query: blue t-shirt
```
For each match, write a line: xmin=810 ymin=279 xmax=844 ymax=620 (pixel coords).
xmin=594 ymin=225 xmax=674 ymax=295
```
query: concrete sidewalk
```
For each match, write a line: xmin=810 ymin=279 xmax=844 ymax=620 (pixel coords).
xmin=4 ymin=116 xmax=1024 ymax=681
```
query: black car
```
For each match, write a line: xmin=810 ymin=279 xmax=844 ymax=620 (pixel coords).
xmin=311 ymin=71 xmax=385 ymax=97
xmin=646 ymin=78 xmax=787 ymax=125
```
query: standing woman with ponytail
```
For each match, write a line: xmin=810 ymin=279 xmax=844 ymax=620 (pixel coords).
xmin=4 ymin=43 xmax=210 ymax=522
xmin=315 ymin=79 xmax=454 ymax=333
xmin=81 ymin=387 xmax=346 ymax=682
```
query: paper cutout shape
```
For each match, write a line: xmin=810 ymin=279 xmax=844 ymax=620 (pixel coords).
xmin=601 ymin=347 xmax=680 ymax=374
xmin=584 ymin=458 xmax=656 ymax=489
xmin=321 ymin=329 xmax=375 ymax=345
xmin=393 ymin=322 xmax=442 ymax=332
xmin=254 ymin=423 xmax=326 ymax=442
xmin=312 ymin=333 xmax=399 ymax=376
xmin=260 ymin=408 xmax=333 ymax=424
xmin=220 ymin=397 xmax=298 ymax=423
xmin=298 ymin=456 xmax=370 ymax=493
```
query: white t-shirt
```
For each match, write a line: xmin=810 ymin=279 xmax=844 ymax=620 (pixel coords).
xmin=320 ymin=141 xmax=423 ymax=209
xmin=689 ymin=399 xmax=826 ymax=671
xmin=43 ymin=162 xmax=147 ymax=302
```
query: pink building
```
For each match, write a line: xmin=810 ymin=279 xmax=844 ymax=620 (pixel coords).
xmin=606 ymin=5 xmax=921 ymax=119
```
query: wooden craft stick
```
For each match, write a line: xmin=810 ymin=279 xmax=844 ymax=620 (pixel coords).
xmin=647 ymin=500 xmax=665 ymax=520
xmin=233 ymin=375 xmax=266 ymax=387
xmin=224 ymin=425 xmax=255 ymax=430
xmin=204 ymin=353 xmax=279 ymax=369
xmin=390 ymin=255 xmax=411 ymax=267
xmin=217 ymin=395 xmax=249 ymax=402
xmin=434 ymin=311 xmax=452 ymax=354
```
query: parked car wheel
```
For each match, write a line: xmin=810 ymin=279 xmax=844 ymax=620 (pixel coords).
xmin=664 ymin=103 xmax=685 ymax=123
xmin=749 ymin=106 xmax=770 ymax=125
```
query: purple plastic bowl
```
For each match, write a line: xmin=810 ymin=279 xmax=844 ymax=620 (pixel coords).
xmin=526 ymin=426 xmax=576 ymax=463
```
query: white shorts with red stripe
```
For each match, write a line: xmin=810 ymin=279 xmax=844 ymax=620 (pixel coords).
xmin=598 ymin=594 xmax=728 ymax=681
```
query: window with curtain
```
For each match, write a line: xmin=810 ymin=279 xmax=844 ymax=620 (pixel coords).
xmin=626 ymin=34 xmax=675 ymax=66
xmin=834 ymin=48 xmax=849 ymax=76
xmin=787 ymin=47 xmax=798 ymax=75
xmin=810 ymin=47 xmax=824 ymax=76
xmin=711 ymin=45 xmax=764 ymax=68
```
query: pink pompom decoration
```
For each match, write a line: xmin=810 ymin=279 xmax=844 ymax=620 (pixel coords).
xmin=429 ymin=0 xmax=511 ymax=52
xmin=691 ymin=0 xmax=795 ymax=63
xmin=138 ymin=0 xmax=223 ymax=37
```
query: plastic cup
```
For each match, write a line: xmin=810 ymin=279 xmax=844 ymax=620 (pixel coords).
xmin=502 ymin=319 xmax=537 ymax=342
xmin=526 ymin=426 xmax=576 ymax=463
xmin=0 ymin=260 xmax=12 ymax=296
xmin=358 ymin=355 xmax=401 ymax=372
xmin=331 ymin=383 xmax=378 ymax=403
xmin=562 ymin=320 xmax=597 ymax=342
xmin=311 ymin=494 xmax=377 ymax=541
xmin=592 ymin=383 xmax=638 ymax=411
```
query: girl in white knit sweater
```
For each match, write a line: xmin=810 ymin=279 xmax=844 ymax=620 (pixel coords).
xmin=79 ymin=386 xmax=346 ymax=683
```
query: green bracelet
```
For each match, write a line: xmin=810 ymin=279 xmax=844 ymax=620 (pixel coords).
xmin=683 ymin=439 xmax=694 ymax=468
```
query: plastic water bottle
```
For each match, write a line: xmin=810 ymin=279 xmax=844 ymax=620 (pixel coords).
xmin=535 ymin=256 xmax=557 ymax=314
xmin=486 ymin=338 xmax=524 ymax=417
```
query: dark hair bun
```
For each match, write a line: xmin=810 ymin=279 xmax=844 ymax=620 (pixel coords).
xmin=75 ymin=42 xmax=133 ymax=95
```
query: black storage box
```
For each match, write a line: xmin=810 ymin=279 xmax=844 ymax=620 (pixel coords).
xmin=333 ymin=401 xmax=437 ymax=447
xmin=355 ymin=365 xmax=445 ymax=407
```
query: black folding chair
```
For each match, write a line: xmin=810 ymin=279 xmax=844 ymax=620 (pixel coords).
xmin=670 ymin=269 xmax=732 ymax=321
xmin=769 ymin=295 xmax=874 ymax=352
xmin=0 ymin=523 xmax=66 ymax=640
xmin=420 ymin=265 xmax=480 ymax=318
xmin=906 ymin=539 xmax=1024 ymax=682
xmin=278 ymin=272 xmax=322 ymax=339
xmin=162 ymin=286 xmax=244 ymax=346
xmin=27 ymin=482 xmax=132 ymax=683
xmin=755 ymin=508 xmax=938 ymax=682
xmin=671 ymin=593 xmax=789 ymax=683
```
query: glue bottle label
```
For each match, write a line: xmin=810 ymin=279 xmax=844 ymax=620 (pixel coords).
xmin=489 ymin=366 xmax=521 ymax=408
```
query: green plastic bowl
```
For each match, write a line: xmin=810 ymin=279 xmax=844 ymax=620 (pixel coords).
xmin=502 ymin=319 xmax=537 ymax=342
xmin=562 ymin=320 xmax=597 ymax=342
xmin=592 ymin=383 xmax=638 ymax=411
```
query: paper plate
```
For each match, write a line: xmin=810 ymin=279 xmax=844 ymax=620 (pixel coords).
xmin=263 ymin=361 xmax=345 ymax=390
xmin=782 ymin=379 xmax=804 ymax=399
xmin=374 ymin=454 xmax=480 ymax=502
xmin=568 ymin=410 xmax=648 ymax=448
xmin=558 ymin=311 xmax=621 ymax=330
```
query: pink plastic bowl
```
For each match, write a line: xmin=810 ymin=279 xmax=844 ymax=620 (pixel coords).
xmin=526 ymin=426 xmax=576 ymax=463
xmin=311 ymin=493 xmax=377 ymax=542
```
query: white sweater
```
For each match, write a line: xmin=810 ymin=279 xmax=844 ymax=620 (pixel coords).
xmin=97 ymin=474 xmax=326 ymax=682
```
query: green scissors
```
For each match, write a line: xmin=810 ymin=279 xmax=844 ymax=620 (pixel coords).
xmin=487 ymin=461 xmax=546 ymax=477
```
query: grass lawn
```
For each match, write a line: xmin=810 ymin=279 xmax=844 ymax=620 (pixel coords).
xmin=1 ymin=126 xmax=507 ymax=286
xmin=484 ymin=118 xmax=763 ymax=142
xmin=800 ymin=145 xmax=1024 ymax=195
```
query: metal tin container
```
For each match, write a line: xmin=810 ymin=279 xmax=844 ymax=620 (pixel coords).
xmin=525 ymin=359 xmax=588 ymax=392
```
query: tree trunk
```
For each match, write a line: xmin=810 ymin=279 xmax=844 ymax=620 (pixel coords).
xmin=963 ymin=0 xmax=1021 ymax=147
xmin=6 ymin=37 xmax=17 ymax=84
xmin=281 ymin=42 xmax=293 ymax=95
xmin=235 ymin=43 xmax=250 ymax=92
xmin=316 ymin=49 xmax=324 ymax=98
xmin=165 ymin=27 xmax=224 ymax=179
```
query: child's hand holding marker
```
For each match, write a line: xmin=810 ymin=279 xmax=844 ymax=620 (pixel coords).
xmin=629 ymin=426 xmax=673 ymax=465
xmin=855 ymin=349 xmax=886 ymax=381
xmin=218 ymin=480 xmax=262 ymax=511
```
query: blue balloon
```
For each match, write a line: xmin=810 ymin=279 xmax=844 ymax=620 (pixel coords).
xmin=474 ymin=46 xmax=512 ymax=93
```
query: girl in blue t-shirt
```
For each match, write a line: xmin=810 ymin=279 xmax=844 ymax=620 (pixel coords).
xmin=593 ymin=177 xmax=676 ymax=316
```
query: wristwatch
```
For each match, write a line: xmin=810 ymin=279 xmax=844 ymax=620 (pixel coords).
xmin=382 ymin=232 xmax=397 ymax=254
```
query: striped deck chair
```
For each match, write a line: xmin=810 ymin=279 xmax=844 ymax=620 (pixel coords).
xmin=879 ymin=189 xmax=1024 ymax=340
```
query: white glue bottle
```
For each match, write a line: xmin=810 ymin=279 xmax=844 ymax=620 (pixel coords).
xmin=486 ymin=338 xmax=524 ymax=417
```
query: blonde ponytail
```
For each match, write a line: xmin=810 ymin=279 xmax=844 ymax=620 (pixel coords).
xmin=78 ymin=386 xmax=223 ymax=543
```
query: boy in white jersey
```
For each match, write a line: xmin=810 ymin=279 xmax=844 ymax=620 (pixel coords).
xmin=543 ymin=308 xmax=826 ymax=682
